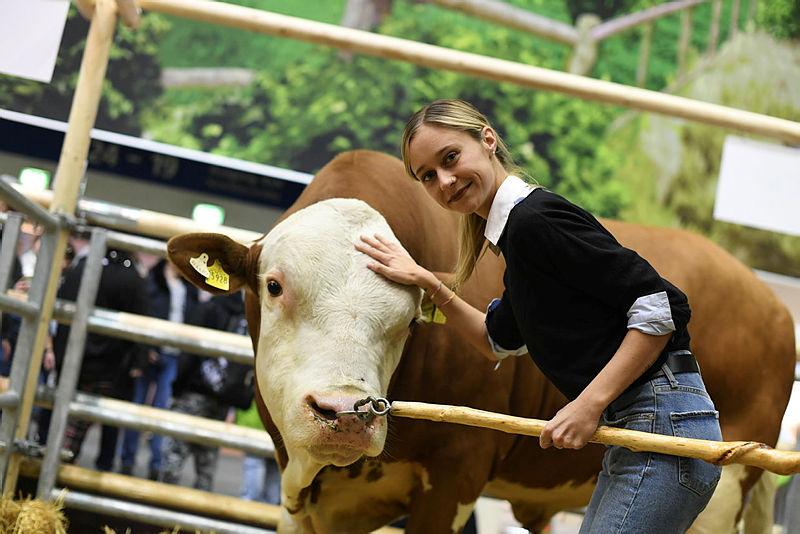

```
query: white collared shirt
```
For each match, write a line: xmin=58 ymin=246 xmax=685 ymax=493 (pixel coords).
xmin=484 ymin=175 xmax=538 ymax=246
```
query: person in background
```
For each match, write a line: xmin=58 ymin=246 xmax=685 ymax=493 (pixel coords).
xmin=55 ymin=231 xmax=150 ymax=472
xmin=357 ymin=99 xmax=722 ymax=534
xmin=0 ymin=217 xmax=32 ymax=378
xmin=119 ymin=258 xmax=199 ymax=481
xmin=160 ymin=291 xmax=253 ymax=491
xmin=235 ymin=398 xmax=281 ymax=504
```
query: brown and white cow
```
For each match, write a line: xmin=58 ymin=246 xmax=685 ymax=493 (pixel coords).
xmin=168 ymin=150 xmax=796 ymax=534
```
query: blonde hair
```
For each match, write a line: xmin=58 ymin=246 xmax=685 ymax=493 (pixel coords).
xmin=401 ymin=99 xmax=528 ymax=291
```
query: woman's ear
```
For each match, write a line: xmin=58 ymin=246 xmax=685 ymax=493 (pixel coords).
xmin=481 ymin=126 xmax=498 ymax=155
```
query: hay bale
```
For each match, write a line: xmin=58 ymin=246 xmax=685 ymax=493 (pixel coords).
xmin=0 ymin=490 xmax=67 ymax=534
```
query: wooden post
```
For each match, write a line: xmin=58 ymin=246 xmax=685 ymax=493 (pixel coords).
xmin=568 ymin=13 xmax=601 ymax=76
xmin=730 ymin=0 xmax=741 ymax=38
xmin=707 ymin=0 xmax=722 ymax=57
xmin=677 ymin=7 xmax=693 ymax=76
xmin=636 ymin=21 xmax=653 ymax=88
xmin=747 ymin=0 xmax=758 ymax=26
xmin=1 ymin=0 xmax=118 ymax=496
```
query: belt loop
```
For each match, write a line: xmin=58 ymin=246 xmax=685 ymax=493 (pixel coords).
xmin=662 ymin=362 xmax=678 ymax=388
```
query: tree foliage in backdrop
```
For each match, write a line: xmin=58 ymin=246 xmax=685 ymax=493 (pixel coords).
xmin=0 ymin=6 xmax=168 ymax=136
xmin=606 ymin=32 xmax=800 ymax=276
xmin=756 ymin=0 xmax=800 ymax=40
xmin=2 ymin=0 xmax=796 ymax=274
xmin=144 ymin=1 xmax=627 ymax=217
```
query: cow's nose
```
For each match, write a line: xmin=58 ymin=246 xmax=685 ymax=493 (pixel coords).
xmin=307 ymin=394 xmax=365 ymax=421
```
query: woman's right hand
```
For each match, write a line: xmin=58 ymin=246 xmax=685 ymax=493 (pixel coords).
xmin=356 ymin=234 xmax=434 ymax=289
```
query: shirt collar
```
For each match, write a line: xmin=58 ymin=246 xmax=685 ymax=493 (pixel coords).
xmin=484 ymin=175 xmax=537 ymax=246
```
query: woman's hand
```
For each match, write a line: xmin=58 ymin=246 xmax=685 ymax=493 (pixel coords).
xmin=539 ymin=398 xmax=602 ymax=450
xmin=356 ymin=234 xmax=433 ymax=288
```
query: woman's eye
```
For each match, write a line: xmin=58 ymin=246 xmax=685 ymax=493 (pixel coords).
xmin=267 ymin=279 xmax=282 ymax=297
xmin=444 ymin=151 xmax=457 ymax=164
xmin=420 ymin=171 xmax=435 ymax=183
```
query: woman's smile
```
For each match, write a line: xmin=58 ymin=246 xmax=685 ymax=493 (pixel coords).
xmin=448 ymin=182 xmax=471 ymax=204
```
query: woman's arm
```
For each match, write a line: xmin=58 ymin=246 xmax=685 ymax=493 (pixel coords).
xmin=539 ymin=329 xmax=671 ymax=450
xmin=356 ymin=234 xmax=498 ymax=362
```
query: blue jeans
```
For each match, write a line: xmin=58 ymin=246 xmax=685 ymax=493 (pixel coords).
xmin=240 ymin=454 xmax=281 ymax=505
xmin=580 ymin=368 xmax=722 ymax=534
xmin=120 ymin=353 xmax=177 ymax=470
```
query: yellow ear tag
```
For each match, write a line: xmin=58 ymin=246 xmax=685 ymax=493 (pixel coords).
xmin=417 ymin=301 xmax=447 ymax=325
xmin=205 ymin=259 xmax=230 ymax=291
xmin=189 ymin=253 xmax=211 ymax=278
xmin=432 ymin=306 xmax=447 ymax=325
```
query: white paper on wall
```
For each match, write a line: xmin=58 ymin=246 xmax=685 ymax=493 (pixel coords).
xmin=0 ymin=0 xmax=70 ymax=83
xmin=714 ymin=135 xmax=800 ymax=237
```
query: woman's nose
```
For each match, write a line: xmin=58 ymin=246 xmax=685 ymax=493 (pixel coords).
xmin=438 ymin=172 xmax=456 ymax=189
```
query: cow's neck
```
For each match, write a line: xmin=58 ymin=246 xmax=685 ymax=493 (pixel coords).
xmin=282 ymin=453 xmax=326 ymax=514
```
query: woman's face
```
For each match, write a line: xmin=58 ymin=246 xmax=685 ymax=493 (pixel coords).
xmin=407 ymin=124 xmax=503 ymax=218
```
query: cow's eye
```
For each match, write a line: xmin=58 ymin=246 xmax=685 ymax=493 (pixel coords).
xmin=267 ymin=279 xmax=282 ymax=297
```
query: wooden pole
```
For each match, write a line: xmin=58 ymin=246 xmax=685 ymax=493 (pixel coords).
xmin=428 ymin=0 xmax=578 ymax=46
xmin=730 ymin=0 xmax=741 ymax=38
xmin=17 ymin=459 xmax=403 ymax=533
xmin=136 ymin=0 xmax=800 ymax=144
xmin=568 ymin=13 xmax=601 ymax=76
xmin=2 ymin=0 xmax=118 ymax=497
xmin=592 ymin=0 xmax=706 ymax=41
xmin=12 ymin=184 xmax=262 ymax=244
xmin=747 ymin=0 xmax=757 ymax=26
xmin=677 ymin=7 xmax=693 ymax=76
xmin=636 ymin=21 xmax=654 ymax=88
xmin=707 ymin=0 xmax=722 ymax=57
xmin=389 ymin=401 xmax=800 ymax=476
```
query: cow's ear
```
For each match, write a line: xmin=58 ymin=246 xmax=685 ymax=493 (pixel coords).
xmin=167 ymin=233 xmax=251 ymax=295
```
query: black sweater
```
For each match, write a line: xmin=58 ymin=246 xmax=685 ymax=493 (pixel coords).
xmin=485 ymin=189 xmax=691 ymax=400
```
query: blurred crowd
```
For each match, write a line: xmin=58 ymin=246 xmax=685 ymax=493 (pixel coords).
xmin=0 ymin=204 xmax=279 ymax=504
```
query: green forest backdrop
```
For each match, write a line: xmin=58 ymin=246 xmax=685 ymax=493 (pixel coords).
xmin=1 ymin=0 xmax=799 ymax=275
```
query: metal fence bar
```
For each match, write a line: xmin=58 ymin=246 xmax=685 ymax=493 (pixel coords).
xmin=0 ymin=179 xmax=59 ymax=231
xmin=37 ymin=229 xmax=107 ymax=498
xmin=105 ymin=228 xmax=167 ymax=257
xmin=65 ymin=391 xmax=275 ymax=456
xmin=0 ymin=392 xmax=20 ymax=409
xmin=50 ymin=301 xmax=254 ymax=362
xmin=2 ymin=293 xmax=253 ymax=363
xmin=0 ymin=294 xmax=39 ymax=319
xmin=0 ymin=212 xmax=22 ymax=294
xmin=54 ymin=489 xmax=276 ymax=534
xmin=0 ymin=220 xmax=60 ymax=493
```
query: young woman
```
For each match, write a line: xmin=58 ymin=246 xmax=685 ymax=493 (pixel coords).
xmin=356 ymin=99 xmax=722 ymax=533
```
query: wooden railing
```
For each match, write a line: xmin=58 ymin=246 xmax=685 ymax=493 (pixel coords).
xmin=422 ymin=0 xmax=756 ymax=87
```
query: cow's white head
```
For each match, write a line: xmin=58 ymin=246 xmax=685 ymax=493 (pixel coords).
xmin=167 ymin=198 xmax=421 ymax=494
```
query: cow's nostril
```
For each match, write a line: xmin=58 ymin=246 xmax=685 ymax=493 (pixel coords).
xmin=311 ymin=401 xmax=338 ymax=421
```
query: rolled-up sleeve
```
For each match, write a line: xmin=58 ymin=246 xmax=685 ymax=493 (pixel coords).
xmin=485 ymin=296 xmax=527 ymax=359
xmin=626 ymin=290 xmax=676 ymax=335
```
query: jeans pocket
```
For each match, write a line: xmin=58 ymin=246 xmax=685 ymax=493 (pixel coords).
xmin=670 ymin=410 xmax=722 ymax=496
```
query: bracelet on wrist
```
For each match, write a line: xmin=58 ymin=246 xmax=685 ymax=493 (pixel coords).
xmin=438 ymin=290 xmax=456 ymax=307
xmin=428 ymin=280 xmax=444 ymax=300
